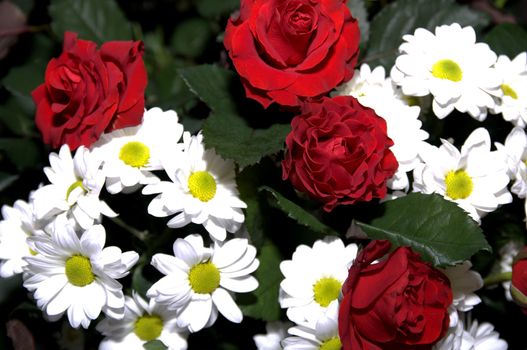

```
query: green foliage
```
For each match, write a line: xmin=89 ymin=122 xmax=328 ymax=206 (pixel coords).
xmin=239 ymin=240 xmax=282 ymax=321
xmin=49 ymin=0 xmax=133 ymax=43
xmin=261 ymin=186 xmax=339 ymax=237
xmin=143 ymin=340 xmax=168 ymax=350
xmin=366 ymin=0 xmax=490 ymax=69
xmin=172 ymin=18 xmax=212 ymax=58
xmin=347 ymin=0 xmax=369 ymax=44
xmin=0 ymin=138 xmax=41 ymax=171
xmin=0 ymin=95 xmax=36 ymax=137
xmin=357 ymin=193 xmax=491 ymax=267
xmin=485 ymin=23 xmax=527 ymax=58
xmin=195 ymin=0 xmax=239 ymax=19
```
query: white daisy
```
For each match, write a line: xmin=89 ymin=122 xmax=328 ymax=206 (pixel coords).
xmin=279 ymin=236 xmax=358 ymax=325
xmin=254 ymin=321 xmax=291 ymax=350
xmin=93 ymin=107 xmax=184 ymax=194
xmin=391 ymin=23 xmax=501 ymax=120
xmin=282 ymin=302 xmax=341 ymax=350
xmin=0 ymin=198 xmax=45 ymax=278
xmin=32 ymin=144 xmax=117 ymax=230
xmin=144 ymin=132 xmax=246 ymax=241
xmin=440 ymin=261 xmax=483 ymax=312
xmin=147 ymin=234 xmax=259 ymax=332
xmin=97 ymin=292 xmax=187 ymax=350
xmin=413 ymin=128 xmax=512 ymax=221
xmin=495 ymin=127 xmax=527 ymax=198
xmin=23 ymin=220 xmax=139 ymax=328
xmin=491 ymin=53 xmax=527 ymax=127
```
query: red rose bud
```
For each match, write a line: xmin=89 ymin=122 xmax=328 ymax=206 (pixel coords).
xmin=282 ymin=96 xmax=398 ymax=211
xmin=32 ymin=32 xmax=147 ymax=150
xmin=223 ymin=0 xmax=360 ymax=108
xmin=511 ymin=247 xmax=527 ymax=310
xmin=338 ymin=240 xmax=453 ymax=350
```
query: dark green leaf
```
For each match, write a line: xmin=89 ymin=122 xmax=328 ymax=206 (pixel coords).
xmin=0 ymin=95 xmax=36 ymax=137
xmin=485 ymin=23 xmax=527 ymax=58
xmin=237 ymin=166 xmax=266 ymax=248
xmin=143 ymin=340 xmax=168 ymax=350
xmin=0 ymin=138 xmax=41 ymax=171
xmin=132 ymin=262 xmax=152 ymax=299
xmin=178 ymin=64 xmax=237 ymax=113
xmin=171 ymin=18 xmax=212 ymax=58
xmin=202 ymin=112 xmax=289 ymax=169
xmin=347 ymin=0 xmax=369 ymax=44
xmin=49 ymin=0 xmax=132 ymax=44
xmin=239 ymin=240 xmax=282 ymax=321
xmin=357 ymin=193 xmax=491 ymax=266
xmin=366 ymin=0 xmax=490 ymax=69
xmin=0 ymin=275 xmax=22 ymax=304
xmin=261 ymin=186 xmax=338 ymax=237
xmin=0 ymin=172 xmax=19 ymax=192
xmin=195 ymin=0 xmax=238 ymax=19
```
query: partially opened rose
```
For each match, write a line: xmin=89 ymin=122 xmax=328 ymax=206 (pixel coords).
xmin=511 ymin=246 xmax=527 ymax=312
xmin=224 ymin=0 xmax=360 ymax=108
xmin=338 ymin=240 xmax=453 ymax=350
xmin=32 ymin=32 xmax=147 ymax=150
xmin=282 ymin=96 xmax=398 ymax=211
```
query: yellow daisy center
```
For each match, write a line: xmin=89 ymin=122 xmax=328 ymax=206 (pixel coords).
xmin=431 ymin=59 xmax=463 ymax=82
xmin=65 ymin=255 xmax=95 ymax=287
xmin=66 ymin=180 xmax=86 ymax=201
xmin=501 ymin=84 xmax=518 ymax=100
xmin=119 ymin=141 xmax=151 ymax=168
xmin=188 ymin=262 xmax=221 ymax=294
xmin=319 ymin=337 xmax=342 ymax=350
xmin=445 ymin=170 xmax=473 ymax=200
xmin=188 ymin=171 xmax=217 ymax=202
xmin=313 ymin=277 xmax=341 ymax=307
xmin=134 ymin=314 xmax=164 ymax=341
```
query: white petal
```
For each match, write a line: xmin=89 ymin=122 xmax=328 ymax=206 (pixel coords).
xmin=212 ymin=288 xmax=243 ymax=323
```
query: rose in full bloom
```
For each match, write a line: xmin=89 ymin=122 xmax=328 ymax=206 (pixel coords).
xmin=32 ymin=32 xmax=147 ymax=150
xmin=282 ymin=96 xmax=398 ymax=211
xmin=338 ymin=240 xmax=453 ymax=350
xmin=511 ymin=246 xmax=527 ymax=312
xmin=223 ymin=0 xmax=360 ymax=108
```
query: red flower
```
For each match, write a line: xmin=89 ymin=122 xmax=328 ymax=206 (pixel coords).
xmin=511 ymin=247 xmax=527 ymax=312
xmin=223 ymin=0 xmax=360 ymax=108
xmin=338 ymin=240 xmax=453 ymax=350
xmin=32 ymin=32 xmax=147 ymax=150
xmin=282 ymin=96 xmax=398 ymax=211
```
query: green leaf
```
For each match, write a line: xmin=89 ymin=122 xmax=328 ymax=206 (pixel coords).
xmin=260 ymin=186 xmax=338 ymax=237
xmin=0 ymin=95 xmax=36 ymax=137
xmin=239 ymin=240 xmax=282 ymax=321
xmin=237 ymin=166 xmax=266 ymax=248
xmin=49 ymin=0 xmax=132 ymax=44
xmin=195 ymin=0 xmax=238 ymax=19
xmin=365 ymin=0 xmax=490 ymax=69
xmin=347 ymin=0 xmax=369 ymax=44
xmin=171 ymin=18 xmax=212 ymax=58
xmin=0 ymin=138 xmax=41 ymax=171
xmin=485 ymin=23 xmax=527 ymax=58
xmin=356 ymin=193 xmax=491 ymax=267
xmin=178 ymin=64 xmax=237 ymax=113
xmin=143 ymin=340 xmax=168 ymax=350
xmin=203 ymin=112 xmax=290 ymax=169
xmin=0 ymin=172 xmax=19 ymax=192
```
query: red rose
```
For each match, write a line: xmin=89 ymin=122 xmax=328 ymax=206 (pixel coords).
xmin=338 ymin=240 xmax=453 ymax=350
xmin=32 ymin=32 xmax=147 ymax=150
xmin=282 ymin=96 xmax=398 ymax=211
xmin=224 ymin=0 xmax=360 ymax=108
xmin=511 ymin=247 xmax=527 ymax=312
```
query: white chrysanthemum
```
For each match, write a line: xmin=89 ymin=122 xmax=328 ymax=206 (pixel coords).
xmin=495 ymin=127 xmax=527 ymax=198
xmin=498 ymin=240 xmax=523 ymax=301
xmin=97 ymin=292 xmax=187 ymax=350
xmin=282 ymin=302 xmax=341 ymax=350
xmin=23 ymin=221 xmax=139 ymax=328
xmin=440 ymin=261 xmax=483 ymax=311
xmin=93 ymin=107 xmax=184 ymax=194
xmin=147 ymin=234 xmax=259 ymax=332
xmin=491 ymin=53 xmax=527 ymax=127
xmin=413 ymin=128 xmax=512 ymax=221
xmin=0 ymin=198 xmax=45 ymax=278
xmin=391 ymin=23 xmax=500 ymax=120
xmin=32 ymin=145 xmax=116 ymax=230
xmin=254 ymin=321 xmax=291 ymax=350
xmin=144 ymin=132 xmax=246 ymax=241
xmin=279 ymin=236 xmax=358 ymax=325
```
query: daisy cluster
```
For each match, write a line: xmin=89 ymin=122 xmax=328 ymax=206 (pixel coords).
xmin=0 ymin=107 xmax=258 ymax=349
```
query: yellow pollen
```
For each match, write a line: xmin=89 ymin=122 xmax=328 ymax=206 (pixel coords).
xmin=65 ymin=255 xmax=95 ymax=287
xmin=29 ymin=248 xmax=37 ymax=256
xmin=188 ymin=262 xmax=220 ymax=294
xmin=319 ymin=337 xmax=342 ymax=350
xmin=134 ymin=314 xmax=164 ymax=341
xmin=431 ymin=59 xmax=463 ymax=82
xmin=66 ymin=180 xmax=85 ymax=200
xmin=119 ymin=141 xmax=150 ymax=168
xmin=187 ymin=171 xmax=217 ymax=202
xmin=313 ymin=277 xmax=341 ymax=307
xmin=445 ymin=169 xmax=473 ymax=200
xmin=501 ymin=84 xmax=518 ymax=100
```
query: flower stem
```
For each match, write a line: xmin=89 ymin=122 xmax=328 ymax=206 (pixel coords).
xmin=483 ymin=271 xmax=512 ymax=286
xmin=109 ymin=216 xmax=149 ymax=241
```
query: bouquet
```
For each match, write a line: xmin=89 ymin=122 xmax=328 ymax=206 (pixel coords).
xmin=0 ymin=0 xmax=527 ymax=349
